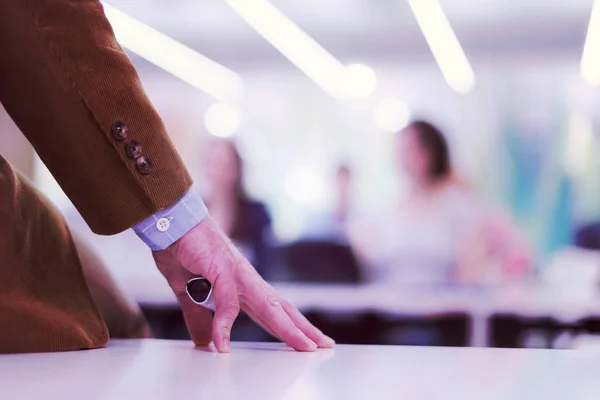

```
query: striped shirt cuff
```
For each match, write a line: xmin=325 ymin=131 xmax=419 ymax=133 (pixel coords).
xmin=133 ymin=188 xmax=208 ymax=251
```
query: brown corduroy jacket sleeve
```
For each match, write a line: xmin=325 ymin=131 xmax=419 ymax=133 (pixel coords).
xmin=0 ymin=0 xmax=192 ymax=235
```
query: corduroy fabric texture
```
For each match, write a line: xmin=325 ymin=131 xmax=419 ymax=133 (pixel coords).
xmin=0 ymin=0 xmax=192 ymax=235
xmin=0 ymin=155 xmax=109 ymax=353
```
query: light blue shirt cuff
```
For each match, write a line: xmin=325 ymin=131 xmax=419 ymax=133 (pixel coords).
xmin=133 ymin=188 xmax=209 ymax=251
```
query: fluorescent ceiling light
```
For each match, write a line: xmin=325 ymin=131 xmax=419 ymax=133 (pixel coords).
xmin=408 ymin=0 xmax=475 ymax=94
xmin=224 ymin=0 xmax=351 ymax=98
xmin=102 ymin=2 xmax=243 ymax=102
xmin=341 ymin=64 xmax=378 ymax=99
xmin=204 ymin=103 xmax=240 ymax=137
xmin=582 ymin=0 xmax=600 ymax=86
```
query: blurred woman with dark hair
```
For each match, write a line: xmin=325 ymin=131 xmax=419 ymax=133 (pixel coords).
xmin=203 ymin=140 xmax=273 ymax=278
xmin=351 ymin=120 xmax=531 ymax=287
xmin=400 ymin=120 xmax=452 ymax=185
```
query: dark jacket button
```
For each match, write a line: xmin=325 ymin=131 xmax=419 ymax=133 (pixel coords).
xmin=125 ymin=140 xmax=142 ymax=159
xmin=136 ymin=156 xmax=153 ymax=175
xmin=111 ymin=121 xmax=128 ymax=141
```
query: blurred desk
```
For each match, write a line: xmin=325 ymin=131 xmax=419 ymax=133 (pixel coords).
xmin=129 ymin=276 xmax=488 ymax=313
xmin=2 ymin=339 xmax=599 ymax=400
xmin=126 ymin=276 xmax=600 ymax=347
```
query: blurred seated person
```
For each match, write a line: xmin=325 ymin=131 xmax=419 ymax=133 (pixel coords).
xmin=300 ymin=164 xmax=355 ymax=243
xmin=203 ymin=140 xmax=273 ymax=278
xmin=349 ymin=120 xmax=531 ymax=287
xmin=575 ymin=222 xmax=600 ymax=250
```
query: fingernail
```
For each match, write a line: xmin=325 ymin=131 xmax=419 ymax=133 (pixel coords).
xmin=308 ymin=339 xmax=317 ymax=351
xmin=323 ymin=336 xmax=336 ymax=347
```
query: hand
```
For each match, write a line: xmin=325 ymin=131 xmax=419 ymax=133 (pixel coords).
xmin=153 ymin=217 xmax=335 ymax=353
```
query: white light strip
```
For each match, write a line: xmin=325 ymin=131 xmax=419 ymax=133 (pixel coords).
xmin=582 ymin=0 xmax=600 ymax=86
xmin=408 ymin=0 xmax=475 ymax=94
xmin=223 ymin=0 xmax=345 ymax=97
xmin=564 ymin=108 xmax=593 ymax=177
xmin=102 ymin=2 xmax=243 ymax=102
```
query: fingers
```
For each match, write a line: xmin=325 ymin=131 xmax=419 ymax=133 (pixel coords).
xmin=255 ymin=296 xmax=317 ymax=352
xmin=211 ymin=273 xmax=240 ymax=353
xmin=177 ymin=293 xmax=213 ymax=347
xmin=251 ymin=313 xmax=284 ymax=342
xmin=281 ymin=300 xmax=335 ymax=348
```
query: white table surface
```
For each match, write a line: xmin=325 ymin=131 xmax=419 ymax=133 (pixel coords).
xmin=2 ymin=339 xmax=600 ymax=400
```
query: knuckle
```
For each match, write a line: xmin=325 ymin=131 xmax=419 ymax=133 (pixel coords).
xmin=280 ymin=298 xmax=294 ymax=309
xmin=261 ymin=299 xmax=279 ymax=315
xmin=218 ymin=325 xmax=231 ymax=335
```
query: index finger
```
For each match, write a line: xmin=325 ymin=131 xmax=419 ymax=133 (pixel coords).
xmin=281 ymin=299 xmax=335 ymax=348
xmin=250 ymin=294 xmax=317 ymax=352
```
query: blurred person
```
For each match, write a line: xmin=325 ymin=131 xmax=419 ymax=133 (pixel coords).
xmin=0 ymin=0 xmax=332 ymax=353
xmin=350 ymin=120 xmax=531 ymax=287
xmin=301 ymin=164 xmax=355 ymax=242
xmin=334 ymin=164 xmax=353 ymax=230
xmin=575 ymin=222 xmax=600 ymax=250
xmin=203 ymin=140 xmax=273 ymax=277
xmin=283 ymin=164 xmax=363 ymax=284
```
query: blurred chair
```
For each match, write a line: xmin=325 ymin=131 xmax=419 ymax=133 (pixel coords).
xmin=575 ymin=222 xmax=600 ymax=250
xmin=281 ymin=240 xmax=363 ymax=283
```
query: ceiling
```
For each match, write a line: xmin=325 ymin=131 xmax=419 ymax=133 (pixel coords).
xmin=104 ymin=0 xmax=596 ymax=68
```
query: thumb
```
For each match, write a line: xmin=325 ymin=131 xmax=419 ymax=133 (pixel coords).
xmin=211 ymin=273 xmax=240 ymax=353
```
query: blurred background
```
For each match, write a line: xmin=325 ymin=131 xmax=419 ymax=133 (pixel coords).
xmin=4 ymin=0 xmax=600 ymax=349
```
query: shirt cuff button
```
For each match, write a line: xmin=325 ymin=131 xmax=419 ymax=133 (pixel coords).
xmin=156 ymin=217 xmax=171 ymax=232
